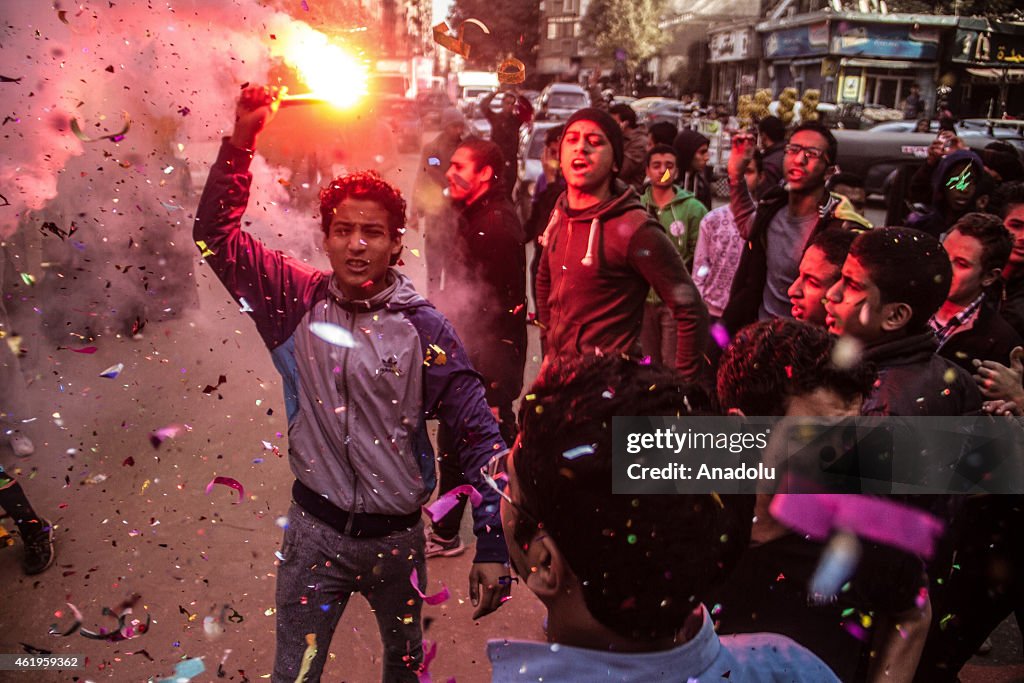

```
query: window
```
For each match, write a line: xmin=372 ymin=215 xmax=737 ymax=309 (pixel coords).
xmin=863 ymin=73 xmax=916 ymax=109
xmin=548 ymin=20 xmax=558 ymax=40
xmin=573 ymin=21 xmax=581 ymax=37
xmin=564 ymin=0 xmax=578 ymax=11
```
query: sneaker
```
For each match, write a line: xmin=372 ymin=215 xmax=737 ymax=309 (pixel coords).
xmin=22 ymin=518 xmax=55 ymax=575
xmin=425 ymin=531 xmax=465 ymax=559
xmin=8 ymin=430 xmax=34 ymax=458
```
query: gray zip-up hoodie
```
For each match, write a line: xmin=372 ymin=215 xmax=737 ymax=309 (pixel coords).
xmin=194 ymin=140 xmax=507 ymax=562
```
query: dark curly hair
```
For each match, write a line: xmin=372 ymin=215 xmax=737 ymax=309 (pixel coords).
xmin=717 ymin=319 xmax=876 ymax=417
xmin=951 ymin=212 xmax=1012 ymax=274
xmin=989 ymin=181 xmax=1024 ymax=219
xmin=849 ymin=227 xmax=951 ymax=334
xmin=318 ymin=170 xmax=406 ymax=238
xmin=514 ymin=354 xmax=753 ymax=641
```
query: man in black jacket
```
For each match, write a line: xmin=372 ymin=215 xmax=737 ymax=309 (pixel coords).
xmin=428 ymin=138 xmax=527 ymax=558
xmin=824 ymin=227 xmax=982 ymax=417
xmin=721 ymin=122 xmax=867 ymax=336
xmin=991 ymin=182 xmax=1024 ymax=337
xmin=480 ymin=89 xmax=533 ymax=197
xmin=929 ymin=213 xmax=1022 ymax=372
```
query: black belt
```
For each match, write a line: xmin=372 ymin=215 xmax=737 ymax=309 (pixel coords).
xmin=292 ymin=480 xmax=421 ymax=538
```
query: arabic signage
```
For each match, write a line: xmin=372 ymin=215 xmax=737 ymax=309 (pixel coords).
xmin=710 ymin=28 xmax=755 ymax=63
xmin=954 ymin=29 xmax=1024 ymax=67
xmin=831 ymin=21 xmax=940 ymax=60
xmin=764 ymin=22 xmax=830 ymax=59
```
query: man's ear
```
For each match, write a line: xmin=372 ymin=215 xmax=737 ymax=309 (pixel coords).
xmin=881 ymin=302 xmax=913 ymax=332
xmin=522 ymin=534 xmax=568 ymax=600
xmin=982 ymin=268 xmax=1002 ymax=289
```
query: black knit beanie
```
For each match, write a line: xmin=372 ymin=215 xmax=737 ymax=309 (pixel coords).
xmin=564 ymin=107 xmax=624 ymax=174
xmin=674 ymin=129 xmax=711 ymax=169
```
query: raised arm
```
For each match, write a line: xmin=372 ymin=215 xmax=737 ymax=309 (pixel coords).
xmin=727 ymin=133 xmax=757 ymax=240
xmin=193 ymin=85 xmax=323 ymax=348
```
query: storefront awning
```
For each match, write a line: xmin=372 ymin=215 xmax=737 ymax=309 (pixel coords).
xmin=840 ymin=58 xmax=935 ymax=69
xmin=966 ymin=67 xmax=1024 ymax=82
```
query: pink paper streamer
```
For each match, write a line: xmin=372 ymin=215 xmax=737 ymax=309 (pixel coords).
xmin=205 ymin=476 xmax=245 ymax=503
xmin=422 ymin=485 xmax=483 ymax=522
xmin=68 ymin=346 xmax=98 ymax=354
xmin=770 ymin=493 xmax=944 ymax=559
xmin=410 ymin=567 xmax=450 ymax=605
xmin=417 ymin=640 xmax=438 ymax=683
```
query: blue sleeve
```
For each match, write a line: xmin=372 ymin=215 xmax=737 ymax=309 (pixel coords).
xmin=405 ymin=305 xmax=510 ymax=564
xmin=193 ymin=140 xmax=325 ymax=349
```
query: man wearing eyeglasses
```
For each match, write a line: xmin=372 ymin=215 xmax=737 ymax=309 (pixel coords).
xmin=485 ymin=355 xmax=839 ymax=682
xmin=721 ymin=122 xmax=868 ymax=335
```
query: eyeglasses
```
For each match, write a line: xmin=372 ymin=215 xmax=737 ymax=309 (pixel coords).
xmin=785 ymin=143 xmax=828 ymax=161
xmin=480 ymin=437 xmax=543 ymax=530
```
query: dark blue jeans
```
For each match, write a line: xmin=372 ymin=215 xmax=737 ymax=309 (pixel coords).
xmin=273 ymin=504 xmax=426 ymax=682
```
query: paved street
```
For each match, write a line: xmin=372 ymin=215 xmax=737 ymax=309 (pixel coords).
xmin=0 ymin=147 xmax=1021 ymax=682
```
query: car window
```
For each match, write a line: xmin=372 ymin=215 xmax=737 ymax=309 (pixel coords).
xmin=549 ymin=93 xmax=586 ymax=109
xmin=527 ymin=131 xmax=549 ymax=159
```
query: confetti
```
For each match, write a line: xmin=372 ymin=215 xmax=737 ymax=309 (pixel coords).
xmin=70 ymin=111 xmax=131 ymax=143
xmin=238 ymin=297 xmax=254 ymax=313
xmin=423 ymin=344 xmax=447 ymax=367
xmin=202 ymin=374 xmax=227 ymax=394
xmin=945 ymin=167 xmax=972 ymax=191
xmin=410 ymin=567 xmax=450 ymax=605
xmin=205 ymin=476 xmax=245 ymax=503
xmin=497 ymin=57 xmax=526 ymax=85
xmin=710 ymin=322 xmax=730 ymax=349
xmin=562 ymin=444 xmax=594 ymax=460
xmin=423 ymin=485 xmax=483 ymax=522
xmin=660 ymin=168 xmax=671 ymax=183
xmin=99 ymin=362 xmax=124 ymax=379
xmin=61 ymin=346 xmax=98 ymax=354
xmin=19 ymin=272 xmax=35 ymax=286
xmin=309 ymin=321 xmax=356 ymax=348
xmin=432 ymin=21 xmax=479 ymax=59
xmin=295 ymin=634 xmax=317 ymax=683
xmin=770 ymin=491 xmax=944 ymax=558
xmin=808 ymin=531 xmax=861 ymax=604
xmin=157 ymin=657 xmax=205 ymax=683
xmin=195 ymin=240 xmax=215 ymax=258
xmin=49 ymin=602 xmax=84 ymax=636
xmin=149 ymin=424 xmax=187 ymax=449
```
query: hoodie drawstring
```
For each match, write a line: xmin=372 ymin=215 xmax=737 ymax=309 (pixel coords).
xmin=538 ymin=208 xmax=560 ymax=248
xmin=581 ymin=218 xmax=600 ymax=267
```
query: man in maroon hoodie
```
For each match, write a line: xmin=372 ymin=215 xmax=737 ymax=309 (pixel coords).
xmin=535 ymin=108 xmax=708 ymax=388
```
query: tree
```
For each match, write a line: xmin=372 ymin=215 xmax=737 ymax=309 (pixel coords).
xmin=447 ymin=0 xmax=541 ymax=70
xmin=580 ymin=0 xmax=669 ymax=77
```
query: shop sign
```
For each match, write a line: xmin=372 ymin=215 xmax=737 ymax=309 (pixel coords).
xmin=831 ymin=21 xmax=940 ymax=60
xmin=954 ymin=27 xmax=1024 ymax=67
xmin=764 ymin=22 xmax=829 ymax=58
xmin=710 ymin=28 xmax=752 ymax=62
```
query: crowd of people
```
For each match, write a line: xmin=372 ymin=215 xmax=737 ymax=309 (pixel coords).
xmin=5 ymin=79 xmax=1023 ymax=681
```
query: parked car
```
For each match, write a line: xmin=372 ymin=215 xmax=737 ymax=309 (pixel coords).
xmin=536 ymin=83 xmax=590 ymax=121
xmin=631 ymin=97 xmax=675 ymax=118
xmin=958 ymin=119 xmax=1024 ymax=154
xmin=640 ymin=100 xmax=686 ymax=127
xmin=415 ymin=89 xmax=453 ymax=129
xmin=514 ymin=121 xmax=562 ymax=222
xmin=832 ymin=129 xmax=1001 ymax=198
xmin=378 ymin=96 xmax=423 ymax=153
